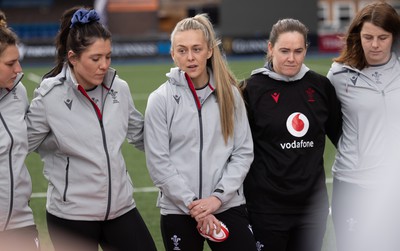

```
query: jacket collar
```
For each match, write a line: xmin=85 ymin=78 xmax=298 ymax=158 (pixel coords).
xmin=0 ymin=72 xmax=24 ymax=102
xmin=251 ymin=62 xmax=310 ymax=82
xmin=167 ymin=67 xmax=215 ymax=89
xmin=331 ymin=52 xmax=398 ymax=75
xmin=62 ymin=63 xmax=117 ymax=90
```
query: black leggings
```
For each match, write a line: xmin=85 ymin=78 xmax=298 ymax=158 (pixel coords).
xmin=46 ymin=208 xmax=157 ymax=251
xmin=249 ymin=209 xmax=328 ymax=251
xmin=161 ymin=205 xmax=257 ymax=251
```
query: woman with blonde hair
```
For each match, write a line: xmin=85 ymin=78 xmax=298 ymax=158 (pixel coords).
xmin=144 ymin=13 xmax=257 ymax=251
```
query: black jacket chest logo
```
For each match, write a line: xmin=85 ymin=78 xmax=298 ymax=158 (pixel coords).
xmin=350 ymin=73 xmax=360 ymax=85
xmin=64 ymin=99 xmax=73 ymax=110
xmin=173 ymin=94 xmax=181 ymax=104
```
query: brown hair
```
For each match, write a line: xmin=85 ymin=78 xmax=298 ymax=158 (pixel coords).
xmin=267 ymin=18 xmax=309 ymax=63
xmin=0 ymin=10 xmax=19 ymax=57
xmin=334 ymin=1 xmax=400 ymax=70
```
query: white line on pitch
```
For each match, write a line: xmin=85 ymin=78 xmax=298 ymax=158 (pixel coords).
xmin=31 ymin=186 xmax=159 ymax=198
xmin=31 ymin=179 xmax=334 ymax=199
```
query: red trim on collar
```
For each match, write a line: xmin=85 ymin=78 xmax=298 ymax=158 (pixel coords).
xmin=102 ymin=83 xmax=110 ymax=91
xmin=208 ymin=83 xmax=214 ymax=91
xmin=77 ymin=85 xmax=102 ymax=121
xmin=185 ymin=73 xmax=202 ymax=110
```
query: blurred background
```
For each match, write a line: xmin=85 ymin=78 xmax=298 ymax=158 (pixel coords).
xmin=2 ymin=0 xmax=400 ymax=64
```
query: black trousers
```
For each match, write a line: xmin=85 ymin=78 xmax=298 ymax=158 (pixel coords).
xmin=46 ymin=208 xmax=157 ymax=251
xmin=161 ymin=205 xmax=257 ymax=251
xmin=249 ymin=209 xmax=328 ymax=251
xmin=0 ymin=225 xmax=40 ymax=251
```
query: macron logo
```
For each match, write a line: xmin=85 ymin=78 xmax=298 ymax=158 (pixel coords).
xmin=271 ymin=92 xmax=280 ymax=103
xmin=64 ymin=99 xmax=73 ymax=110
xmin=173 ymin=94 xmax=181 ymax=104
xmin=350 ymin=75 xmax=358 ymax=85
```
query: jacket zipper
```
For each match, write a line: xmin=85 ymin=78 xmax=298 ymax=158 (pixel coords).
xmin=0 ymin=113 xmax=14 ymax=230
xmin=63 ymin=157 xmax=70 ymax=201
xmin=77 ymin=77 xmax=114 ymax=220
xmin=100 ymin=120 xmax=112 ymax=220
xmin=198 ymin=109 xmax=204 ymax=198
xmin=185 ymin=74 xmax=205 ymax=198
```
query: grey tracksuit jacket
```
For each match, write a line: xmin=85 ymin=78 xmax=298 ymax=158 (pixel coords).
xmin=327 ymin=53 xmax=400 ymax=187
xmin=144 ymin=67 xmax=254 ymax=215
xmin=0 ymin=73 xmax=35 ymax=230
xmin=27 ymin=64 xmax=144 ymax=221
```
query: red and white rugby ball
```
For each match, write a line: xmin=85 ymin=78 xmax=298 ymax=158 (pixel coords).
xmin=198 ymin=221 xmax=229 ymax=242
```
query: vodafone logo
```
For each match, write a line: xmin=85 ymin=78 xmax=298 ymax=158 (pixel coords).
xmin=286 ymin=112 xmax=309 ymax=137
xmin=281 ymin=112 xmax=313 ymax=149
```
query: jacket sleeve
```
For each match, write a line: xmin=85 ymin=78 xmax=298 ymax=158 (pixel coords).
xmin=19 ymin=82 xmax=29 ymax=111
xmin=324 ymin=75 xmax=342 ymax=147
xmin=125 ymin=82 xmax=145 ymax=151
xmin=26 ymin=88 xmax=51 ymax=153
xmin=211 ymin=88 xmax=254 ymax=204
xmin=144 ymin=89 xmax=196 ymax=214
xmin=326 ymin=68 xmax=343 ymax=147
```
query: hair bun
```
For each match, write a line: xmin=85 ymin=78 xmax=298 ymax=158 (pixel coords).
xmin=0 ymin=11 xmax=7 ymax=28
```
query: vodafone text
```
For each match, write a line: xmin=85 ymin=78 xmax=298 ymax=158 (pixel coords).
xmin=280 ymin=140 xmax=314 ymax=149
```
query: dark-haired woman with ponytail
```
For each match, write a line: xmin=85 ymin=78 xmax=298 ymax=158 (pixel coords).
xmin=26 ymin=6 xmax=156 ymax=251
xmin=0 ymin=10 xmax=40 ymax=251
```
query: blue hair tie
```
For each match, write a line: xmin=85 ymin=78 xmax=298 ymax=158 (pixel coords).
xmin=70 ymin=9 xmax=100 ymax=28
